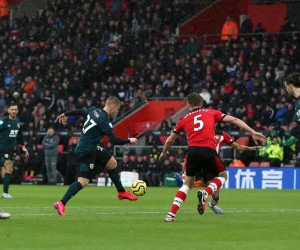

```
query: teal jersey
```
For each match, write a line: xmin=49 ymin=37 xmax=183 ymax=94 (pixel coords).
xmin=0 ymin=116 xmax=21 ymax=150
xmin=294 ymin=96 xmax=300 ymax=123
xmin=75 ymin=107 xmax=112 ymax=155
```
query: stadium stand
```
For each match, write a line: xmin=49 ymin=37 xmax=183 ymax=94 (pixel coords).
xmin=0 ymin=0 xmax=299 ymax=185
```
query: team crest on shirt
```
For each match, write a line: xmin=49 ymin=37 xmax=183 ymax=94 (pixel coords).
xmin=17 ymin=123 xmax=20 ymax=128
xmin=4 ymin=154 xmax=8 ymax=158
xmin=215 ymin=135 xmax=219 ymax=140
xmin=90 ymin=164 xmax=94 ymax=169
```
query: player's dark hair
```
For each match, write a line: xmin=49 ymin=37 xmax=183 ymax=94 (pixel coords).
xmin=187 ymin=93 xmax=203 ymax=108
xmin=285 ymin=73 xmax=300 ymax=88
xmin=7 ymin=102 xmax=18 ymax=108
xmin=106 ymin=96 xmax=120 ymax=106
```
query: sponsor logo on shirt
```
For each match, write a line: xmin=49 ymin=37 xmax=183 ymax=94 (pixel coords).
xmin=93 ymin=110 xmax=100 ymax=118
xmin=9 ymin=130 xmax=18 ymax=137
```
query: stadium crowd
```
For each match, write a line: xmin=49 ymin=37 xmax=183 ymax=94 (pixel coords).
xmin=0 ymin=0 xmax=300 ymax=185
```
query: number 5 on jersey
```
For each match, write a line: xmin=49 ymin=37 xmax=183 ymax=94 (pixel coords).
xmin=83 ymin=115 xmax=96 ymax=134
xmin=194 ymin=114 xmax=204 ymax=131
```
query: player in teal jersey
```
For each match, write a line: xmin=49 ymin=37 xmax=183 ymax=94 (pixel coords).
xmin=0 ymin=103 xmax=29 ymax=199
xmin=54 ymin=96 xmax=138 ymax=216
xmin=284 ymin=73 xmax=300 ymax=122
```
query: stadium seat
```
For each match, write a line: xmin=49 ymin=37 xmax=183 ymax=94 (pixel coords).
xmin=249 ymin=161 xmax=260 ymax=167
xmin=58 ymin=144 xmax=64 ymax=154
xmin=159 ymin=136 xmax=168 ymax=145
xmin=267 ymin=126 xmax=274 ymax=131
xmin=259 ymin=162 xmax=270 ymax=167
xmin=236 ymin=136 xmax=249 ymax=146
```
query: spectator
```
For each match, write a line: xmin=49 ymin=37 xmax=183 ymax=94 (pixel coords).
xmin=186 ymin=37 xmax=199 ymax=55
xmin=221 ymin=16 xmax=238 ymax=41
xmin=117 ymin=154 xmax=133 ymax=172
xmin=261 ymin=105 xmax=275 ymax=126
xmin=272 ymin=122 xmax=285 ymax=139
xmin=32 ymin=101 xmax=46 ymax=128
xmin=199 ymin=88 xmax=211 ymax=104
xmin=283 ymin=103 xmax=295 ymax=125
xmin=132 ymin=155 xmax=148 ymax=183
xmin=25 ymin=144 xmax=44 ymax=179
xmin=282 ymin=129 xmax=295 ymax=164
xmin=42 ymin=127 xmax=59 ymax=185
xmin=146 ymin=132 xmax=160 ymax=146
xmin=11 ymin=155 xmax=25 ymax=184
xmin=160 ymin=120 xmax=171 ymax=132
xmin=266 ymin=137 xmax=283 ymax=167
xmin=149 ymin=145 xmax=160 ymax=161
xmin=240 ymin=15 xmax=253 ymax=34
xmin=145 ymin=156 xmax=162 ymax=186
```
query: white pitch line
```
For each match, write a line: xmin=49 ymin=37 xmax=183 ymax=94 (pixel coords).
xmin=1 ymin=209 xmax=300 ymax=216
xmin=1 ymin=206 xmax=300 ymax=212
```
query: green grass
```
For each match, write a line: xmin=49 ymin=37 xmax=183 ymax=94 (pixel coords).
xmin=0 ymin=186 xmax=299 ymax=250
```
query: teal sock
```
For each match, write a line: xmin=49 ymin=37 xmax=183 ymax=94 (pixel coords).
xmin=3 ymin=173 xmax=11 ymax=193
xmin=61 ymin=181 xmax=83 ymax=205
xmin=107 ymin=168 xmax=125 ymax=192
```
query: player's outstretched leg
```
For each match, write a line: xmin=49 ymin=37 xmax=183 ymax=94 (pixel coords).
xmin=54 ymin=180 xmax=84 ymax=216
xmin=0 ymin=208 xmax=10 ymax=219
xmin=173 ymin=172 xmax=183 ymax=187
xmin=106 ymin=157 xmax=138 ymax=201
xmin=198 ymin=177 xmax=225 ymax=215
xmin=208 ymin=190 xmax=224 ymax=214
xmin=165 ymin=185 xmax=190 ymax=222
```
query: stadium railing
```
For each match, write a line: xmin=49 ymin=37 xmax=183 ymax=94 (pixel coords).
xmin=113 ymin=145 xmax=235 ymax=162
xmin=198 ymin=31 xmax=300 ymax=50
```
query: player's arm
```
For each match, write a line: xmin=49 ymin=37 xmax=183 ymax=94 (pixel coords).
xmin=230 ymin=142 xmax=261 ymax=151
xmin=16 ymin=130 xmax=29 ymax=157
xmin=159 ymin=132 xmax=179 ymax=161
xmin=57 ymin=109 xmax=87 ymax=123
xmin=222 ymin=115 xmax=267 ymax=145
xmin=105 ymin=131 xmax=137 ymax=145
xmin=0 ymin=119 xmax=5 ymax=131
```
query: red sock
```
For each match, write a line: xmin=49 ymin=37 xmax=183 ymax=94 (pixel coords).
xmin=169 ymin=185 xmax=190 ymax=217
xmin=204 ymin=177 xmax=224 ymax=196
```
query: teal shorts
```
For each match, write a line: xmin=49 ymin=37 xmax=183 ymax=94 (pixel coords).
xmin=77 ymin=146 xmax=111 ymax=179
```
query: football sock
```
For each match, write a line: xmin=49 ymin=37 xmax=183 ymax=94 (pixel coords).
xmin=3 ymin=173 xmax=11 ymax=193
xmin=168 ymin=185 xmax=190 ymax=217
xmin=210 ymin=197 xmax=219 ymax=206
xmin=61 ymin=181 xmax=83 ymax=205
xmin=204 ymin=177 xmax=225 ymax=199
xmin=107 ymin=168 xmax=125 ymax=192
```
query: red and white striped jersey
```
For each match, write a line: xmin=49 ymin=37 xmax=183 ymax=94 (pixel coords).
xmin=214 ymin=130 xmax=234 ymax=153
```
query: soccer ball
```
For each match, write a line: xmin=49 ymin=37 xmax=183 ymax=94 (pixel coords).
xmin=131 ymin=180 xmax=147 ymax=196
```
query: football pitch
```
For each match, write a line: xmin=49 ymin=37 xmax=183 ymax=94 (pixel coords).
xmin=0 ymin=186 xmax=299 ymax=250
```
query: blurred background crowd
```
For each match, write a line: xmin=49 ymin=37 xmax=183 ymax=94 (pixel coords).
xmin=1 ymin=0 xmax=300 ymax=186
